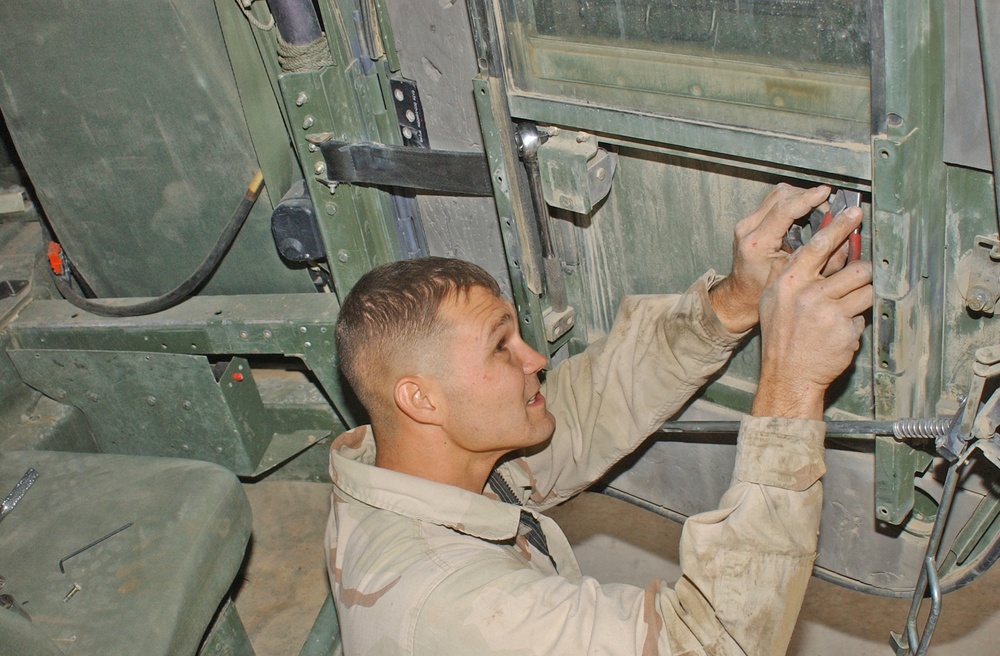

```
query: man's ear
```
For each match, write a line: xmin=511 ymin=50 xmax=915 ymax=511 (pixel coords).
xmin=393 ymin=375 xmax=444 ymax=426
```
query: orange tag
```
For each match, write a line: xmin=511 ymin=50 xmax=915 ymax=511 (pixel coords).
xmin=47 ymin=242 xmax=64 ymax=276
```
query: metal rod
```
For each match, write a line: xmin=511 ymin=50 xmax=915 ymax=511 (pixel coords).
xmin=58 ymin=522 xmax=133 ymax=573
xmin=657 ymin=418 xmax=950 ymax=439
xmin=896 ymin=451 xmax=965 ymax=655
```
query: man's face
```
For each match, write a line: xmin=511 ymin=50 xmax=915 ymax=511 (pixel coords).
xmin=433 ymin=285 xmax=556 ymax=458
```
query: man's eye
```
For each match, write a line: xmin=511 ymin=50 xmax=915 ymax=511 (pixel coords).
xmin=495 ymin=340 xmax=507 ymax=353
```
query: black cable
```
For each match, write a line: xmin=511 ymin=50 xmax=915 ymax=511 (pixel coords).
xmin=51 ymin=170 xmax=264 ymax=317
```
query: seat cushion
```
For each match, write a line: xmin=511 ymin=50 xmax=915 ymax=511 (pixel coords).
xmin=0 ymin=450 xmax=252 ymax=655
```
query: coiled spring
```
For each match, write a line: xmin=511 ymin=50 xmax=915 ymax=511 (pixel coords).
xmin=892 ymin=417 xmax=953 ymax=440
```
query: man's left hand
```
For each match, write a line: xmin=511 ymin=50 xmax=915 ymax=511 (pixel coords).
xmin=709 ymin=184 xmax=845 ymax=333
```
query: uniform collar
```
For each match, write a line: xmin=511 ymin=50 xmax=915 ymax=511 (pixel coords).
xmin=329 ymin=425 xmax=523 ymax=541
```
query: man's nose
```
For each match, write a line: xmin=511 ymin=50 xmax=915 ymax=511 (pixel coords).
xmin=517 ymin=341 xmax=547 ymax=375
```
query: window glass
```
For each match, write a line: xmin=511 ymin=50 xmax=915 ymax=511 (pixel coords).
xmin=502 ymin=0 xmax=872 ymax=142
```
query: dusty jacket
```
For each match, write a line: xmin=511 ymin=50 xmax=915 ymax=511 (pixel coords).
xmin=326 ymin=273 xmax=826 ymax=655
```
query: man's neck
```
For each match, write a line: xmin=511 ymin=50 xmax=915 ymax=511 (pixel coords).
xmin=372 ymin=424 xmax=502 ymax=494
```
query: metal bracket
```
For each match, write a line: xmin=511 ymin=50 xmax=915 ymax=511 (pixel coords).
xmin=389 ymin=78 xmax=428 ymax=147
xmin=316 ymin=138 xmax=493 ymax=196
xmin=957 ymin=234 xmax=1000 ymax=314
xmin=535 ymin=128 xmax=617 ymax=215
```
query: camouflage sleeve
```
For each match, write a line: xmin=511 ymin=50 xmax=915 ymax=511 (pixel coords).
xmin=419 ymin=416 xmax=826 ymax=655
xmin=502 ymin=271 xmax=745 ymax=509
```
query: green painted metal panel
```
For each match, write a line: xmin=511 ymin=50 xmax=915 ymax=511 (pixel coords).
xmin=0 ymin=0 xmax=315 ymax=299
xmin=8 ymin=350 xmax=270 ymax=474
xmin=215 ymin=0 xmax=300 ymax=201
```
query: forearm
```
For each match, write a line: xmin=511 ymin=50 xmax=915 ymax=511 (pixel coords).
xmin=662 ymin=415 xmax=826 ymax=654
xmin=505 ymin=271 xmax=745 ymax=508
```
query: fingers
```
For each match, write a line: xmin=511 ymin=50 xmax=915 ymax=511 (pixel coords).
xmin=837 ymin=282 xmax=875 ymax=319
xmin=736 ymin=183 xmax=828 ymax=236
xmin=820 ymin=242 xmax=849 ymax=277
xmin=795 ymin=206 xmax=863 ymax=272
xmin=753 ymin=185 xmax=831 ymax=241
xmin=818 ymin=260 xmax=873 ymax=300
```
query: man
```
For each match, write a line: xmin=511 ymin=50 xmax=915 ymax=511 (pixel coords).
xmin=326 ymin=184 xmax=873 ymax=655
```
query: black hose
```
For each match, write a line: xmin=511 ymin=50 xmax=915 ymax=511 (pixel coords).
xmin=51 ymin=170 xmax=265 ymax=318
xmin=268 ymin=0 xmax=323 ymax=45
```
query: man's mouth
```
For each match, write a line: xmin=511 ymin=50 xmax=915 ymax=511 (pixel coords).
xmin=527 ymin=392 xmax=544 ymax=407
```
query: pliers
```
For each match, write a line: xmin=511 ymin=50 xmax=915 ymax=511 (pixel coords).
xmin=783 ymin=189 xmax=863 ymax=261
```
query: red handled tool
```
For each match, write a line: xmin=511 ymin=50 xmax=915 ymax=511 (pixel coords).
xmin=816 ymin=190 xmax=863 ymax=260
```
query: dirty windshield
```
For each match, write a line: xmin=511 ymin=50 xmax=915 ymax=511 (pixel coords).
xmin=501 ymin=0 xmax=873 ymax=142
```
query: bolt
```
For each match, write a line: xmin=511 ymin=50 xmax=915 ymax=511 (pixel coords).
xmin=325 ymin=202 xmax=337 ymax=216
xmin=88 ymin=392 xmax=99 ymax=402
xmin=239 ymin=330 xmax=249 ymax=339
xmin=295 ymin=92 xmax=309 ymax=106
xmin=302 ymin=115 xmax=314 ymax=129
xmin=63 ymin=584 xmax=81 ymax=602
xmin=56 ymin=389 xmax=67 ymax=400
xmin=402 ymin=127 xmax=413 ymax=140
xmin=313 ymin=161 xmax=326 ymax=176
xmin=967 ymin=287 xmax=992 ymax=312
xmin=575 ymin=132 xmax=589 ymax=143
xmin=299 ymin=326 xmax=308 ymax=333
xmin=182 ymin=401 xmax=192 ymax=411
xmin=304 ymin=341 xmax=312 ymax=348
xmin=337 ymin=249 xmax=350 ymax=263
xmin=394 ymin=88 xmax=404 ymax=102
xmin=405 ymin=109 xmax=416 ymax=122
xmin=146 ymin=396 xmax=157 ymax=406
xmin=595 ymin=167 xmax=606 ymax=181
xmin=308 ymin=143 xmax=318 ymax=152
xmin=262 ymin=330 xmax=273 ymax=339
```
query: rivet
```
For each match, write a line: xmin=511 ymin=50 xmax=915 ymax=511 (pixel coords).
xmin=263 ymin=330 xmax=273 ymax=339
xmin=596 ymin=167 xmax=606 ymax=181
xmin=394 ymin=88 xmax=404 ymax=102
xmin=239 ymin=330 xmax=249 ymax=339
xmin=337 ymin=249 xmax=350 ymax=263
xmin=88 ymin=393 xmax=99 ymax=402
xmin=405 ymin=109 xmax=416 ymax=122
xmin=402 ymin=127 xmax=413 ymax=140
xmin=146 ymin=396 xmax=157 ymax=406
xmin=304 ymin=341 xmax=312 ymax=348
xmin=182 ymin=401 xmax=193 ymax=411
xmin=299 ymin=326 xmax=308 ymax=333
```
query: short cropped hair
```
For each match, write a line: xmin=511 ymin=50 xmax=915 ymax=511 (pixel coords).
xmin=335 ymin=257 xmax=502 ymax=423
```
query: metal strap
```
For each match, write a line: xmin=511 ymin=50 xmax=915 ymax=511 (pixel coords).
xmin=318 ymin=140 xmax=494 ymax=196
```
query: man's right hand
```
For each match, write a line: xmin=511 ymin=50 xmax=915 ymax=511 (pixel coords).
xmin=752 ymin=204 xmax=874 ymax=420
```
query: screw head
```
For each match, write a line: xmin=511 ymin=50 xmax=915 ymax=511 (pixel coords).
xmin=314 ymin=161 xmax=326 ymax=176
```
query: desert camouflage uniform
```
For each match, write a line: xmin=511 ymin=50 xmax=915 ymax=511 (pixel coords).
xmin=326 ymin=272 xmax=826 ymax=655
